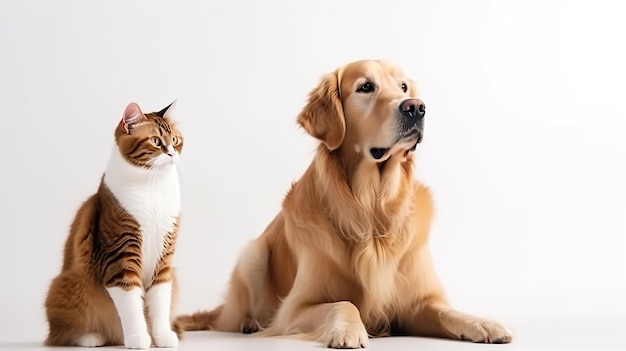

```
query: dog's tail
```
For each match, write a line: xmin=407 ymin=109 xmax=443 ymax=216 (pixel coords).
xmin=174 ymin=305 xmax=224 ymax=331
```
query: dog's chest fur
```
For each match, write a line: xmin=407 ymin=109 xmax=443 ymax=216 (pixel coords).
xmin=353 ymin=239 xmax=407 ymax=317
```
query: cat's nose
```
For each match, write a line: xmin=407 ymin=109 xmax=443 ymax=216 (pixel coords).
xmin=166 ymin=145 xmax=176 ymax=158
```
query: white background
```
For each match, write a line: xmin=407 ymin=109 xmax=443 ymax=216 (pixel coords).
xmin=1 ymin=0 xmax=625 ymax=349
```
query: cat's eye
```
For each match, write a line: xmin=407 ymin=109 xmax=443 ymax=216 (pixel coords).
xmin=151 ymin=136 xmax=161 ymax=146
xmin=172 ymin=136 xmax=180 ymax=145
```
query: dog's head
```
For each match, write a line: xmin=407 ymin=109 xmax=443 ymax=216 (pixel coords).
xmin=297 ymin=59 xmax=424 ymax=162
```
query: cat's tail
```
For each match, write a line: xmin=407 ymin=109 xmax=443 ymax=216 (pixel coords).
xmin=174 ymin=305 xmax=223 ymax=331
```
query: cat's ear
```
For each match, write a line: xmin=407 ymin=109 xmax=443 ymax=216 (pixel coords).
xmin=155 ymin=100 xmax=177 ymax=119
xmin=122 ymin=102 xmax=146 ymax=134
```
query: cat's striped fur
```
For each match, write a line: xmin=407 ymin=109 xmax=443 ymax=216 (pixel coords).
xmin=45 ymin=102 xmax=184 ymax=349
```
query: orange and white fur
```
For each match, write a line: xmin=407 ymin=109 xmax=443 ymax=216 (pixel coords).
xmin=176 ymin=59 xmax=512 ymax=348
xmin=45 ymin=102 xmax=184 ymax=349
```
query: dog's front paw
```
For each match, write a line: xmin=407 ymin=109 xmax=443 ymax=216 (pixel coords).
xmin=325 ymin=322 xmax=369 ymax=349
xmin=439 ymin=310 xmax=512 ymax=344
xmin=152 ymin=330 xmax=179 ymax=348
xmin=124 ymin=332 xmax=152 ymax=349
xmin=240 ymin=318 xmax=259 ymax=334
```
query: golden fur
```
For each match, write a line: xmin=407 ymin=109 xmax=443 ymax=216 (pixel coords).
xmin=177 ymin=59 xmax=512 ymax=348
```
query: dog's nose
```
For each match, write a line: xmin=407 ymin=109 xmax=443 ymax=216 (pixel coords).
xmin=399 ymin=99 xmax=425 ymax=119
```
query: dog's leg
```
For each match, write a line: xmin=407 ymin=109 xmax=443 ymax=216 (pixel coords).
xmin=269 ymin=300 xmax=369 ymax=349
xmin=401 ymin=301 xmax=512 ymax=344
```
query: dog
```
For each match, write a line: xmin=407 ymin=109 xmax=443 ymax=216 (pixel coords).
xmin=176 ymin=59 xmax=512 ymax=348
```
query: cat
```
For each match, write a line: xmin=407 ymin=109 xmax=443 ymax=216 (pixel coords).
xmin=44 ymin=101 xmax=184 ymax=349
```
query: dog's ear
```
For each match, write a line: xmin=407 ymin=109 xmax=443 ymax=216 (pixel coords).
xmin=297 ymin=72 xmax=346 ymax=151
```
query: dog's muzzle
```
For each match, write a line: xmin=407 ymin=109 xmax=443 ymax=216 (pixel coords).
xmin=369 ymin=99 xmax=426 ymax=160
xmin=399 ymin=98 xmax=425 ymax=152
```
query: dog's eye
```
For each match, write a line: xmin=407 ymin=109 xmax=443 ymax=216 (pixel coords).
xmin=401 ymin=83 xmax=408 ymax=93
xmin=356 ymin=82 xmax=375 ymax=93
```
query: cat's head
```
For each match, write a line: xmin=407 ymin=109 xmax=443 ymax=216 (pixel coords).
xmin=114 ymin=101 xmax=184 ymax=168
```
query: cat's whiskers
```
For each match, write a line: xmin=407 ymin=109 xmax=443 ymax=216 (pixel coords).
xmin=174 ymin=163 xmax=186 ymax=184
xmin=139 ymin=162 xmax=152 ymax=172
xmin=140 ymin=161 xmax=158 ymax=186
xmin=148 ymin=164 xmax=160 ymax=190
xmin=137 ymin=160 xmax=157 ymax=186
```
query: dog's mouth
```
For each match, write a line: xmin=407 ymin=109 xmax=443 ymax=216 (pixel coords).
xmin=369 ymin=128 xmax=422 ymax=160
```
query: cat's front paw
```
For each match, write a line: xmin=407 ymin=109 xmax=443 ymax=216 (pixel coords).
xmin=124 ymin=332 xmax=152 ymax=349
xmin=152 ymin=330 xmax=178 ymax=348
xmin=76 ymin=333 xmax=106 ymax=347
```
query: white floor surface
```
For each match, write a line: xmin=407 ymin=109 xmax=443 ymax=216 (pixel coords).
xmin=1 ymin=314 xmax=624 ymax=351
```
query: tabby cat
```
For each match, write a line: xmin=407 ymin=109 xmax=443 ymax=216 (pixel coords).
xmin=44 ymin=101 xmax=184 ymax=349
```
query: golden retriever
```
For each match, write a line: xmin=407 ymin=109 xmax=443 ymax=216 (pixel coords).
xmin=176 ymin=59 xmax=512 ymax=348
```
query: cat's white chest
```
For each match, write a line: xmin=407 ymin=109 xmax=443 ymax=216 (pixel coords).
xmin=103 ymin=147 xmax=180 ymax=288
